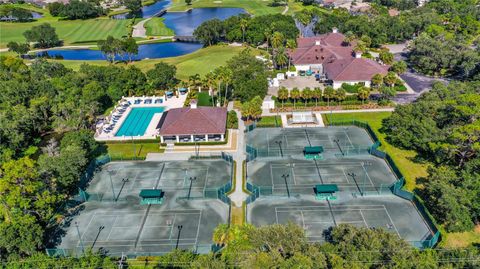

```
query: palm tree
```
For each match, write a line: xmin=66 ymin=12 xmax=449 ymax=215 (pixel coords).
xmin=278 ymin=87 xmax=289 ymax=108
xmin=371 ymin=74 xmax=384 ymax=89
xmin=343 ymin=31 xmax=356 ymax=46
xmin=312 ymin=87 xmax=322 ymax=107
xmin=264 ymin=27 xmax=273 ymax=54
xmin=384 ymin=71 xmax=397 ymax=88
xmin=301 ymin=87 xmax=312 ymax=107
xmin=290 ymin=87 xmax=300 ymax=109
xmin=286 ymin=39 xmax=296 ymax=69
xmin=188 ymin=73 xmax=201 ymax=91
xmin=274 ymin=47 xmax=288 ymax=69
xmin=271 ymin=32 xmax=284 ymax=49
xmin=357 ymin=86 xmax=370 ymax=105
xmin=223 ymin=68 xmax=233 ymax=106
xmin=205 ymin=72 xmax=216 ymax=106
xmin=213 ymin=67 xmax=224 ymax=106
xmin=335 ymin=88 xmax=346 ymax=105
xmin=240 ymin=18 xmax=248 ymax=43
xmin=323 ymin=86 xmax=335 ymax=107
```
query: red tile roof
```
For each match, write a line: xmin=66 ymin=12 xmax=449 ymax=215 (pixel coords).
xmin=325 ymin=58 xmax=389 ymax=81
xmin=159 ymin=107 xmax=227 ymax=136
xmin=289 ymin=32 xmax=389 ymax=81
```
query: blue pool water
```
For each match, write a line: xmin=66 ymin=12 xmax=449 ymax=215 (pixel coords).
xmin=115 ymin=107 xmax=165 ymax=137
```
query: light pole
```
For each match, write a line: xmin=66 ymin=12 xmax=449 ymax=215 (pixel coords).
xmin=175 ymin=225 xmax=183 ymax=249
xmin=187 ymin=176 xmax=196 ymax=200
xmin=275 ymin=140 xmax=283 ymax=157
xmin=75 ymin=222 xmax=85 ymax=254
xmin=282 ymin=174 xmax=290 ymax=198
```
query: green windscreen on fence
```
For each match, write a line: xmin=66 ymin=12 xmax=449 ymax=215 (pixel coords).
xmin=326 ymin=116 xmax=441 ymax=249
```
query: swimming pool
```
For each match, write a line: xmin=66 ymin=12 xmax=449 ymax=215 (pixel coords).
xmin=115 ymin=107 xmax=165 ymax=137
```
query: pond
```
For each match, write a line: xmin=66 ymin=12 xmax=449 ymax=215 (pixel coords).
xmin=38 ymin=1 xmax=245 ymax=60
xmin=36 ymin=42 xmax=203 ymax=61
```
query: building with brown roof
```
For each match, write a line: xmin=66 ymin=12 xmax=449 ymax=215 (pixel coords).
xmin=288 ymin=28 xmax=389 ymax=89
xmin=158 ymin=101 xmax=227 ymax=143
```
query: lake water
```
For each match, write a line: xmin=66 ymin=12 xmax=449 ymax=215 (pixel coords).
xmin=37 ymin=42 xmax=203 ymax=60
xmin=38 ymin=1 xmax=245 ymax=60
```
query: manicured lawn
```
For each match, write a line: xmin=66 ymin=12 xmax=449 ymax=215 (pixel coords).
xmin=168 ymin=0 xmax=284 ymax=15
xmin=441 ymin=225 xmax=480 ymax=248
xmin=49 ymin=44 xmax=249 ymax=78
xmin=0 ymin=16 xmax=134 ymax=48
xmin=105 ymin=142 xmax=164 ymax=159
xmin=144 ymin=17 xmax=175 ymax=36
xmin=322 ymin=112 xmax=430 ymax=191
xmin=197 ymin=92 xmax=215 ymax=106
xmin=256 ymin=115 xmax=282 ymax=128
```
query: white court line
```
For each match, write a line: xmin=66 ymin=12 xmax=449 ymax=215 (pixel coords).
xmin=344 ymin=129 xmax=354 ymax=148
xmin=168 ymin=214 xmax=177 ymax=240
xmin=270 ymin=164 xmax=275 ymax=187
xmin=128 ymin=170 xmax=141 ymax=191
xmin=359 ymin=210 xmax=368 ymax=227
xmin=266 ymin=132 xmax=270 ymax=155
xmin=81 ymin=212 xmax=97 ymax=239
xmin=269 ymin=163 xmax=365 ymax=169
xmin=383 ymin=205 xmax=401 ymax=238
xmin=203 ymin=166 xmax=209 ymax=189
xmin=99 ymin=212 xmax=200 ymax=217
xmin=276 ymin=208 xmax=387 ymax=213
xmin=291 ymin=166 xmax=297 ymax=185
xmin=106 ymin=216 xmax=119 ymax=241
xmin=194 ymin=211 xmax=203 ymax=246
xmin=300 ymin=210 xmax=305 ymax=228
xmin=341 ymin=167 xmax=350 ymax=183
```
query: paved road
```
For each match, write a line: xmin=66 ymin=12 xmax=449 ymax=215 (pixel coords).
xmin=391 ymin=53 xmax=449 ymax=104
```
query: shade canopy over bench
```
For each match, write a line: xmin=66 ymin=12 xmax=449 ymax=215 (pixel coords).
xmin=304 ymin=146 xmax=324 ymax=154
xmin=315 ymin=184 xmax=338 ymax=200
xmin=139 ymin=189 xmax=164 ymax=205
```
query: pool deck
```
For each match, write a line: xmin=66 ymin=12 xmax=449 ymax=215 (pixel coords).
xmin=95 ymin=95 xmax=187 ymax=141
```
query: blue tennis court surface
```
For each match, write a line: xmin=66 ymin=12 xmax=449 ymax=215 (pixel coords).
xmin=115 ymin=107 xmax=165 ymax=136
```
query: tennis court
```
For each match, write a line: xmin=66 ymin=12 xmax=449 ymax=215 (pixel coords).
xmin=247 ymin=195 xmax=432 ymax=244
xmin=247 ymin=156 xmax=397 ymax=196
xmin=85 ymin=160 xmax=231 ymax=202
xmin=57 ymin=159 xmax=231 ymax=256
xmin=59 ymin=199 xmax=228 ymax=256
xmin=115 ymin=107 xmax=165 ymax=137
xmin=246 ymin=126 xmax=374 ymax=159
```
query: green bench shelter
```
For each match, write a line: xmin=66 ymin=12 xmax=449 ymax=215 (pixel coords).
xmin=304 ymin=146 xmax=324 ymax=160
xmin=139 ymin=189 xmax=164 ymax=205
xmin=314 ymin=184 xmax=338 ymax=200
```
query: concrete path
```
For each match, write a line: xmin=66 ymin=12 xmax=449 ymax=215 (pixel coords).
xmin=262 ymin=107 xmax=395 ymax=117
xmin=282 ymin=5 xmax=289 ymax=15
xmin=132 ymin=18 xmax=151 ymax=38
xmin=227 ymin=102 xmax=249 ymax=207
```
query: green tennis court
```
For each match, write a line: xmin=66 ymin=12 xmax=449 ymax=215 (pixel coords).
xmin=247 ymin=195 xmax=432 ymax=245
xmin=55 ymin=159 xmax=232 ymax=256
xmin=247 ymin=156 xmax=396 ymax=196
xmin=115 ymin=107 xmax=165 ymax=137
xmin=85 ymin=160 xmax=231 ymax=202
xmin=246 ymin=126 xmax=374 ymax=159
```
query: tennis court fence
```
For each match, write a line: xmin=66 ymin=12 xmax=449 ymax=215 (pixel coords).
xmin=326 ymin=117 xmax=442 ymax=249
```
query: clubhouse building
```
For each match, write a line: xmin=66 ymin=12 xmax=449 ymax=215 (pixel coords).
xmin=288 ymin=28 xmax=389 ymax=89
xmin=158 ymin=101 xmax=227 ymax=143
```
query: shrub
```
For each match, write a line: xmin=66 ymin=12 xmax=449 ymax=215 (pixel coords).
xmin=227 ymin=110 xmax=239 ymax=129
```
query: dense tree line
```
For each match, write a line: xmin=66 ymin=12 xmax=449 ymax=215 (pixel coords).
xmin=193 ymin=13 xmax=298 ymax=47
xmin=382 ymin=81 xmax=480 ymax=232
xmin=314 ymin=0 xmax=479 ymax=46
xmin=0 ymin=5 xmax=34 ymax=22
xmin=3 ymin=223 xmax=478 ymax=267
xmin=0 ymin=57 xmax=183 ymax=260
xmin=47 ymin=0 xmax=105 ymax=20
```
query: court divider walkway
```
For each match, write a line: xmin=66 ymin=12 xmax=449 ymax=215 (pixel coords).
xmin=228 ymin=105 xmax=249 ymax=207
